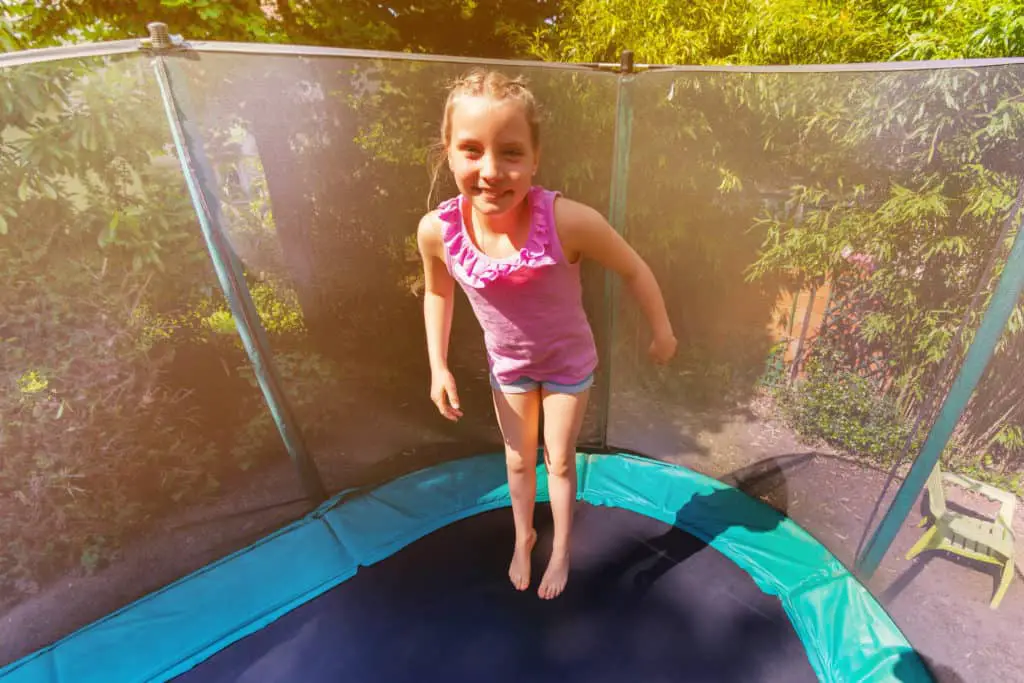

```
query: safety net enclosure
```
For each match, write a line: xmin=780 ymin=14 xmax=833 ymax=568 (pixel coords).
xmin=2 ymin=23 xmax=1024 ymax=683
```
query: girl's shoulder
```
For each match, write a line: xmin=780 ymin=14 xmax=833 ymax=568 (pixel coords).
xmin=416 ymin=205 xmax=449 ymax=259
xmin=534 ymin=186 xmax=604 ymax=231
xmin=418 ymin=193 xmax=469 ymax=264
xmin=551 ymin=192 xmax=604 ymax=227
xmin=550 ymin=192 xmax=610 ymax=261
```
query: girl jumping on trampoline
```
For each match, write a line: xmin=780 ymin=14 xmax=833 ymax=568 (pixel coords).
xmin=417 ymin=69 xmax=677 ymax=599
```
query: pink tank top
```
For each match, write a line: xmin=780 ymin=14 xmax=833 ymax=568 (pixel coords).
xmin=438 ymin=185 xmax=598 ymax=385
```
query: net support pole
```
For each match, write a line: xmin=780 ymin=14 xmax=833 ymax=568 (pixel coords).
xmin=145 ymin=22 xmax=328 ymax=504
xmin=598 ymin=49 xmax=636 ymax=448
xmin=856 ymin=180 xmax=1024 ymax=576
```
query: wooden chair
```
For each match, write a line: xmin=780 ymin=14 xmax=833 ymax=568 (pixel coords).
xmin=906 ymin=463 xmax=1017 ymax=609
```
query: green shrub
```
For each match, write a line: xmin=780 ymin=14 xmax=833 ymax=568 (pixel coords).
xmin=778 ymin=347 xmax=915 ymax=464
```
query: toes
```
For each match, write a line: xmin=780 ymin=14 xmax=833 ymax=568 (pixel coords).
xmin=538 ymin=555 xmax=569 ymax=599
xmin=540 ymin=581 xmax=564 ymax=600
xmin=509 ymin=568 xmax=527 ymax=591
xmin=538 ymin=574 xmax=566 ymax=599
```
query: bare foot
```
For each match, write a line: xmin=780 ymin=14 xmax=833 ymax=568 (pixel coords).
xmin=538 ymin=548 xmax=570 ymax=599
xmin=509 ymin=529 xmax=536 ymax=591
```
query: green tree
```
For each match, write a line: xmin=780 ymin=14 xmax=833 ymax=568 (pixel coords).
xmin=2 ymin=0 xmax=557 ymax=58
xmin=518 ymin=0 xmax=1024 ymax=65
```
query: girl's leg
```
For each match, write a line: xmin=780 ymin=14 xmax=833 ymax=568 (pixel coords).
xmin=492 ymin=387 xmax=542 ymax=591
xmin=537 ymin=387 xmax=590 ymax=599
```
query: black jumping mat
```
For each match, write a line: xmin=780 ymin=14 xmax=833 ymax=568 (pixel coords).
xmin=173 ymin=503 xmax=817 ymax=682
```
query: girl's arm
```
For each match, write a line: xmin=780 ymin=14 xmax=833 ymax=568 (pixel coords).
xmin=417 ymin=213 xmax=463 ymax=419
xmin=417 ymin=213 xmax=454 ymax=375
xmin=556 ymin=198 xmax=677 ymax=363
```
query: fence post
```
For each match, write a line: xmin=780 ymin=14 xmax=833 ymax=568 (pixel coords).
xmin=597 ymin=50 xmax=636 ymax=448
xmin=145 ymin=22 xmax=328 ymax=504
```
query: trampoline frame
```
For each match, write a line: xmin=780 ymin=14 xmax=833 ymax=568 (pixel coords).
xmin=0 ymin=452 xmax=931 ymax=682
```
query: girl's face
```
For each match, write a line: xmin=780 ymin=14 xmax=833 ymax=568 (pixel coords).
xmin=447 ymin=94 xmax=539 ymax=219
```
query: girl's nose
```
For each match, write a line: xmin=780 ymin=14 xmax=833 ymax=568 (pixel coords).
xmin=480 ymin=153 xmax=500 ymax=180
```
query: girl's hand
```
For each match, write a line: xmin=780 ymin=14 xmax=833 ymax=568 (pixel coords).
xmin=431 ymin=368 xmax=463 ymax=421
xmin=648 ymin=331 xmax=677 ymax=365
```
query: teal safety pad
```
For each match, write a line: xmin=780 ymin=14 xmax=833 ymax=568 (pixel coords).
xmin=323 ymin=452 xmax=588 ymax=567
xmin=324 ymin=453 xmax=517 ymax=567
xmin=581 ymin=452 xmax=840 ymax=594
xmin=0 ymin=516 xmax=356 ymax=683
xmin=786 ymin=573 xmax=933 ymax=682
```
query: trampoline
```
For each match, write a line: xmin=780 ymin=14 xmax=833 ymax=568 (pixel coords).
xmin=8 ymin=20 xmax=1024 ymax=683
xmin=1 ymin=453 xmax=928 ymax=682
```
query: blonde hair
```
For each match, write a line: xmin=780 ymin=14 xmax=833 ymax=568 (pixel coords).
xmin=427 ymin=68 xmax=542 ymax=208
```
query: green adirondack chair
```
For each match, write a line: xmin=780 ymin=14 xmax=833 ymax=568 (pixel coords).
xmin=906 ymin=463 xmax=1017 ymax=609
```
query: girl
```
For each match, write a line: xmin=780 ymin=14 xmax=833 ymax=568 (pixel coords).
xmin=417 ymin=69 xmax=676 ymax=599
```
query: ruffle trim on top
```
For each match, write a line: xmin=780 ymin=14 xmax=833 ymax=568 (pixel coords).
xmin=439 ymin=186 xmax=557 ymax=289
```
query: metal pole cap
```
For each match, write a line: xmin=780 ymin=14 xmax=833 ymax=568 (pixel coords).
xmin=147 ymin=22 xmax=172 ymax=50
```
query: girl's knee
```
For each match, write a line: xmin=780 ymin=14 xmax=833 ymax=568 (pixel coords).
xmin=505 ymin=448 xmax=536 ymax=474
xmin=544 ymin=448 xmax=576 ymax=479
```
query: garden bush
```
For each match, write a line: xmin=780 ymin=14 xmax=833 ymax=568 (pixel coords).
xmin=776 ymin=346 xmax=916 ymax=465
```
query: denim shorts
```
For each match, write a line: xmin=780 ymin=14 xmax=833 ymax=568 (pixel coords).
xmin=489 ymin=371 xmax=594 ymax=395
